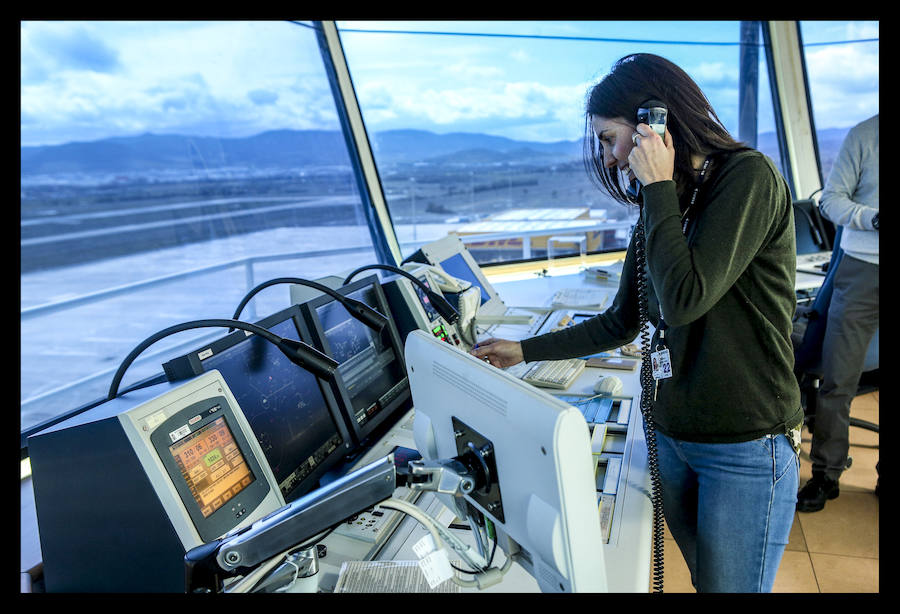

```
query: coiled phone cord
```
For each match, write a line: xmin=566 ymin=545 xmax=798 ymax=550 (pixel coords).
xmin=633 ymin=215 xmax=665 ymax=593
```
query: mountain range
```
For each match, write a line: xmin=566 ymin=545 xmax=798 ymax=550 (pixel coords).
xmin=20 ymin=127 xmax=850 ymax=177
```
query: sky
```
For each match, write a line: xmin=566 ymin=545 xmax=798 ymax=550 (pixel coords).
xmin=20 ymin=20 xmax=879 ymax=148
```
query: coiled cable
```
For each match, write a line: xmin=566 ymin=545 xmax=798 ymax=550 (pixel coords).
xmin=633 ymin=215 xmax=665 ymax=593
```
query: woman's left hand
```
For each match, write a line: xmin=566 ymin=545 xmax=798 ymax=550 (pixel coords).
xmin=629 ymin=124 xmax=675 ymax=186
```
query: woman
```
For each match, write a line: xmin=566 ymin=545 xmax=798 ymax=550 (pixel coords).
xmin=471 ymin=53 xmax=802 ymax=592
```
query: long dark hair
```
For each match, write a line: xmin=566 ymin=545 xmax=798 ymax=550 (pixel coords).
xmin=583 ymin=53 xmax=750 ymax=204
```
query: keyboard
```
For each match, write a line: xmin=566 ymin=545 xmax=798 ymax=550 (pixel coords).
xmin=520 ymin=358 xmax=586 ymax=390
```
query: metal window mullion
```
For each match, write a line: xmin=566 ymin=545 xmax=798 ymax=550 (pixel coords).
xmin=794 ymin=22 xmax=824 ymax=188
xmin=738 ymin=21 xmax=760 ymax=148
xmin=764 ymin=21 xmax=822 ymax=201
xmin=315 ymin=20 xmax=402 ymax=266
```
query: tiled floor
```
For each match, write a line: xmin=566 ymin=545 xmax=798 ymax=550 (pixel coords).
xmin=653 ymin=390 xmax=879 ymax=593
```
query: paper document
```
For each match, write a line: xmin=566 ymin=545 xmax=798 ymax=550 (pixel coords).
xmin=334 ymin=560 xmax=461 ymax=593
xmin=546 ymin=287 xmax=609 ymax=309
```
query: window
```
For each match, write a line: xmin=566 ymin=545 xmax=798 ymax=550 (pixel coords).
xmin=799 ymin=21 xmax=878 ymax=185
xmin=20 ymin=21 xmax=380 ymax=434
xmin=337 ymin=20 xmax=783 ymax=264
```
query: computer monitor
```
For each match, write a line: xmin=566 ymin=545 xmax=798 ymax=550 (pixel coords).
xmin=405 ymin=330 xmax=608 ymax=592
xmin=164 ymin=305 xmax=354 ymax=502
xmin=413 ymin=234 xmax=508 ymax=317
xmin=299 ymin=275 xmax=411 ymax=445
xmin=28 ymin=370 xmax=283 ymax=592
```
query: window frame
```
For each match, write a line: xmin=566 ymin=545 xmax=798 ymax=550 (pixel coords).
xmin=20 ymin=19 xmax=830 ymax=459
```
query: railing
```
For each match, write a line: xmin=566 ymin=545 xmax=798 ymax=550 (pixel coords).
xmin=19 ymin=245 xmax=374 ymax=427
xmin=20 ymin=223 xmax=628 ymax=434
xmin=21 ymin=245 xmax=373 ymax=322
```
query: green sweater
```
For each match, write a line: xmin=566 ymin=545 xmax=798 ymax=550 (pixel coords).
xmin=521 ymin=150 xmax=803 ymax=443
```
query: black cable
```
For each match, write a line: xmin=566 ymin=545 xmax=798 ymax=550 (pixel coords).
xmin=118 ymin=372 xmax=169 ymax=395
xmin=343 ymin=263 xmax=460 ymax=324
xmin=449 ymin=522 xmax=498 ymax=575
xmin=107 ymin=318 xmax=338 ymax=400
xmin=231 ymin=277 xmax=388 ymax=332
xmin=633 ymin=215 xmax=665 ymax=593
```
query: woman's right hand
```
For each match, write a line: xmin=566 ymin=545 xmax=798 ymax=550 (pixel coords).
xmin=469 ymin=337 xmax=524 ymax=368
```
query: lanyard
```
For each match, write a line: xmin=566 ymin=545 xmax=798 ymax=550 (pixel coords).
xmin=681 ymin=155 xmax=711 ymax=235
xmin=658 ymin=156 xmax=709 ymax=355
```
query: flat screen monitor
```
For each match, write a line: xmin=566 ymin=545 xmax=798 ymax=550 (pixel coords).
xmin=405 ymin=330 xmax=607 ymax=592
xmin=174 ymin=306 xmax=353 ymax=502
xmin=416 ymin=234 xmax=506 ymax=316
xmin=299 ymin=275 xmax=411 ymax=445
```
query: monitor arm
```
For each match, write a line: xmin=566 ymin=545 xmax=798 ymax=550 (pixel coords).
xmin=185 ymin=450 xmax=488 ymax=593
xmin=185 ymin=454 xmax=400 ymax=593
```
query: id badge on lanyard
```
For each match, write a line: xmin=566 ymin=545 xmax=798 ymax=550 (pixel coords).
xmin=651 ymin=323 xmax=672 ymax=381
xmin=652 ymin=159 xmax=708 ymax=382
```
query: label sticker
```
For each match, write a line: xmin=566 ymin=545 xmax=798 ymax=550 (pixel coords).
xmin=145 ymin=410 xmax=166 ymax=430
xmin=417 ymin=549 xmax=453 ymax=589
xmin=413 ymin=534 xmax=437 ymax=559
xmin=169 ymin=424 xmax=191 ymax=443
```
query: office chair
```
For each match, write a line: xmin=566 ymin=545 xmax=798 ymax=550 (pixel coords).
xmin=792 ymin=225 xmax=879 ymax=434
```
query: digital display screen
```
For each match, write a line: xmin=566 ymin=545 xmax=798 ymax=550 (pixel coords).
xmin=201 ymin=315 xmax=344 ymax=501
xmin=439 ymin=253 xmax=490 ymax=305
xmin=315 ymin=285 xmax=407 ymax=428
xmin=168 ymin=416 xmax=255 ymax=518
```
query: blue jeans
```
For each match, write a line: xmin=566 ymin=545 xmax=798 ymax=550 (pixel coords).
xmin=655 ymin=429 xmax=799 ymax=592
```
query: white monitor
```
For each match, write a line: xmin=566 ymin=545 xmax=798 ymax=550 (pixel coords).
xmin=415 ymin=234 xmax=508 ymax=317
xmin=405 ymin=330 xmax=607 ymax=592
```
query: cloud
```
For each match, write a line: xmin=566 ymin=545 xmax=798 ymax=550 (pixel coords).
xmin=804 ymin=44 xmax=878 ymax=92
xmin=19 ymin=20 xmax=879 ymax=147
xmin=688 ymin=61 xmax=739 ymax=88
xmin=248 ymin=89 xmax=280 ymax=106
xmin=355 ymin=77 xmax=591 ymax=141
xmin=21 ymin=24 xmax=121 ymax=83
xmin=445 ymin=62 xmax=504 ymax=80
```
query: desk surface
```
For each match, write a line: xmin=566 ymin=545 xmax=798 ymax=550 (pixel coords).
xmin=312 ymin=265 xmax=653 ymax=593
xmin=21 ymin=257 xmax=819 ymax=592
xmin=18 ymin=264 xmax=653 ymax=594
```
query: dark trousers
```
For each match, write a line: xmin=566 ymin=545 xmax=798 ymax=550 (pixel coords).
xmin=810 ymin=255 xmax=879 ymax=480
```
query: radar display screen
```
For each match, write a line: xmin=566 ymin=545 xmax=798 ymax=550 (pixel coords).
xmin=200 ymin=311 xmax=346 ymax=501
xmin=313 ymin=284 xmax=408 ymax=430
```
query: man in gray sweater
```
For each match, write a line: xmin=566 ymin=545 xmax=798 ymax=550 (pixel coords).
xmin=798 ymin=114 xmax=879 ymax=512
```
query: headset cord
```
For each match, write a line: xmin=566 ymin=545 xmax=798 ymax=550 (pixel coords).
xmin=633 ymin=215 xmax=665 ymax=593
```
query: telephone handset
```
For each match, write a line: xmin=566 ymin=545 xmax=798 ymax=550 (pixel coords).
xmin=402 ymin=263 xmax=479 ymax=349
xmin=401 ymin=262 xmax=472 ymax=294
xmin=625 ymin=99 xmax=668 ymax=202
